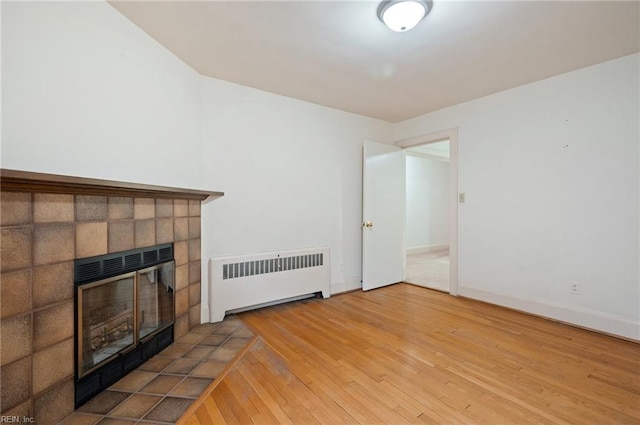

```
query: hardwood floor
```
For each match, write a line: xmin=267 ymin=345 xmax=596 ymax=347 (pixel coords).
xmin=180 ymin=283 xmax=640 ymax=424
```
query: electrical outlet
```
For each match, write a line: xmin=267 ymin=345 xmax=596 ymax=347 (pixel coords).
xmin=569 ymin=281 xmax=580 ymax=295
xmin=459 ymin=193 xmax=466 ymax=203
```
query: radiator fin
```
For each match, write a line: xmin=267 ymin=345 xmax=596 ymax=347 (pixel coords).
xmin=223 ymin=253 xmax=324 ymax=280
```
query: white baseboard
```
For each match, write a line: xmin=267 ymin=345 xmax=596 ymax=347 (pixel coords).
xmin=200 ymin=303 xmax=210 ymax=324
xmin=331 ymin=277 xmax=361 ymax=295
xmin=458 ymin=286 xmax=639 ymax=341
xmin=406 ymin=244 xmax=449 ymax=255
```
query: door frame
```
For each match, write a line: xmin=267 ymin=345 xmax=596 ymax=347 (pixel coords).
xmin=396 ymin=128 xmax=459 ymax=296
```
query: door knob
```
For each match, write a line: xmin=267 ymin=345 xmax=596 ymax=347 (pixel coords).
xmin=362 ymin=221 xmax=374 ymax=228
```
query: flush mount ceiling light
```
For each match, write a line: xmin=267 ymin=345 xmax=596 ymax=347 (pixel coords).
xmin=377 ymin=0 xmax=433 ymax=32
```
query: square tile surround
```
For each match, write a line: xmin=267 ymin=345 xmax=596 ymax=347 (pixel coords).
xmin=1 ymin=192 xmax=208 ymax=423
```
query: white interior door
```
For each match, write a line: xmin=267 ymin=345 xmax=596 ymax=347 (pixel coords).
xmin=362 ymin=140 xmax=405 ymax=291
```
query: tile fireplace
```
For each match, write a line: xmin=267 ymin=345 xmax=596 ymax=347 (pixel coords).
xmin=0 ymin=169 xmax=222 ymax=424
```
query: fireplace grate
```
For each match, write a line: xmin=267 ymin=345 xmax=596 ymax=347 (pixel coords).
xmin=143 ymin=250 xmax=158 ymax=264
xmin=75 ymin=243 xmax=173 ymax=285
xmin=125 ymin=253 xmax=142 ymax=269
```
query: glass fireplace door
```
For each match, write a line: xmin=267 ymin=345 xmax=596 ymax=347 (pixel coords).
xmin=77 ymin=272 xmax=136 ymax=378
xmin=137 ymin=262 xmax=175 ymax=341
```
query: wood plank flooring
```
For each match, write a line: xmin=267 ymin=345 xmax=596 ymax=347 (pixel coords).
xmin=181 ymin=283 xmax=640 ymax=424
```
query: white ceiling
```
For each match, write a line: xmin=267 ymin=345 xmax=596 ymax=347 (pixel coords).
xmin=109 ymin=1 xmax=640 ymax=123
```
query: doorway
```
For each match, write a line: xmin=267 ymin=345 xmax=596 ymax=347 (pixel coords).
xmin=397 ymin=128 xmax=458 ymax=296
xmin=404 ymin=140 xmax=450 ymax=292
xmin=361 ymin=129 xmax=458 ymax=295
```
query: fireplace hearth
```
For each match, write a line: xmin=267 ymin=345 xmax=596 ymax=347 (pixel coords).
xmin=74 ymin=243 xmax=175 ymax=407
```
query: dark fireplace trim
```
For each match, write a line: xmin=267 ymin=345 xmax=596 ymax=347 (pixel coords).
xmin=75 ymin=243 xmax=174 ymax=284
xmin=74 ymin=243 xmax=175 ymax=408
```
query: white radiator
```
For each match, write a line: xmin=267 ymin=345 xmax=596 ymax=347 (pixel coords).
xmin=209 ymin=247 xmax=330 ymax=322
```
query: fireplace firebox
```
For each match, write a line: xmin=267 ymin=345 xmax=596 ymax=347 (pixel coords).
xmin=74 ymin=243 xmax=175 ymax=407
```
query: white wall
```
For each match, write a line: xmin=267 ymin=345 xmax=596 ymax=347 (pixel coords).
xmin=1 ymin=1 xmax=394 ymax=325
xmin=199 ymin=77 xmax=393 ymax=313
xmin=1 ymin=1 xmax=202 ymax=188
xmin=405 ymin=154 xmax=449 ymax=252
xmin=395 ymin=54 xmax=640 ymax=340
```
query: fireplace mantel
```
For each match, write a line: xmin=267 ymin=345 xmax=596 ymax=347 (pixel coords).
xmin=0 ymin=169 xmax=223 ymax=201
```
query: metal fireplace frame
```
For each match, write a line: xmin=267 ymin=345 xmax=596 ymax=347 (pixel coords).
xmin=74 ymin=243 xmax=175 ymax=408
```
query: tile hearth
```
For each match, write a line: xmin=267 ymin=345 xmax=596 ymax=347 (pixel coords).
xmin=60 ymin=316 xmax=254 ymax=424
